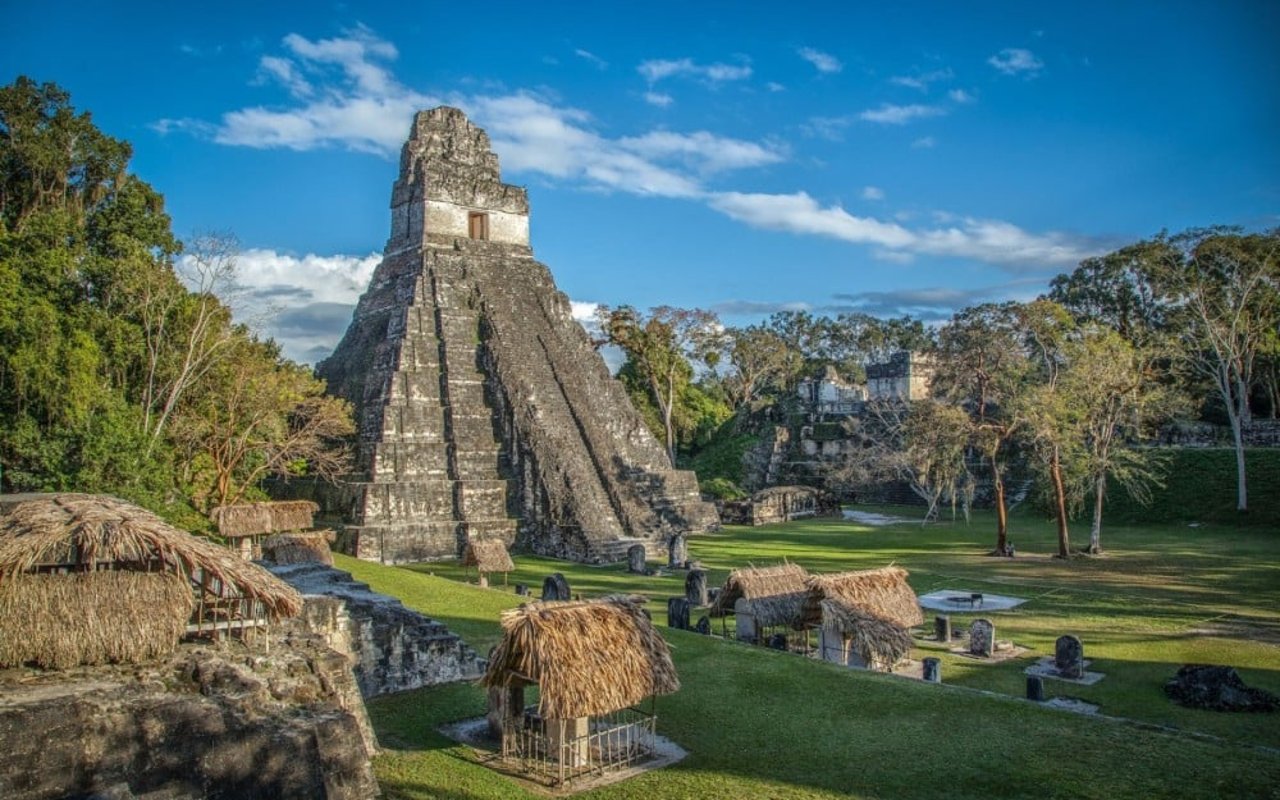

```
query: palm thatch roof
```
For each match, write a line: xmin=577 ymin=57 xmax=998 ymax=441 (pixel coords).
xmin=797 ymin=566 xmax=923 ymax=629
xmin=210 ymin=500 xmax=319 ymax=538
xmin=482 ymin=595 xmax=679 ymax=720
xmin=0 ymin=493 xmax=302 ymax=619
xmin=818 ymin=600 xmax=916 ymax=670
xmin=462 ymin=538 xmax=515 ymax=573
xmin=0 ymin=571 xmax=192 ymax=669
xmin=708 ymin=563 xmax=810 ymax=628
xmin=262 ymin=531 xmax=335 ymax=566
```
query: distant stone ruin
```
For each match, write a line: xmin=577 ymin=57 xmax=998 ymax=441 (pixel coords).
xmin=317 ymin=107 xmax=719 ymax=564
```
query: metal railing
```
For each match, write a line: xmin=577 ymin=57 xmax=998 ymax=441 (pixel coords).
xmin=500 ymin=706 xmax=657 ymax=786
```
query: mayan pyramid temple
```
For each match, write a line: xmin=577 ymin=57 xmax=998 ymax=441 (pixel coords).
xmin=317 ymin=107 xmax=719 ymax=564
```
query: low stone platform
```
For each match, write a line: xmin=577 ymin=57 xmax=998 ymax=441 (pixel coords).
xmin=1025 ymin=656 xmax=1106 ymax=685
xmin=269 ymin=561 xmax=484 ymax=697
xmin=918 ymin=589 xmax=1028 ymax=612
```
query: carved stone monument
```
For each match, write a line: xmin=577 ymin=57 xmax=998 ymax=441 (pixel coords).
xmin=1055 ymin=635 xmax=1084 ymax=679
xmin=317 ymin=107 xmax=719 ymax=564
xmin=541 ymin=573 xmax=570 ymax=602
xmin=668 ymin=533 xmax=688 ymax=568
xmin=667 ymin=597 xmax=690 ymax=630
xmin=685 ymin=569 xmax=708 ymax=606
xmin=627 ymin=544 xmax=647 ymax=575
xmin=934 ymin=614 xmax=951 ymax=643
xmin=969 ymin=618 xmax=995 ymax=658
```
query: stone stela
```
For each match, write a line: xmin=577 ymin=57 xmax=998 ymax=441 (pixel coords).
xmin=317 ymin=107 xmax=719 ymax=564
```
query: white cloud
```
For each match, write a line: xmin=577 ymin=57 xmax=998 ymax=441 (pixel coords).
xmin=801 ymin=115 xmax=853 ymax=141
xmin=859 ymin=103 xmax=946 ymax=125
xmin=638 ymin=57 xmax=752 ymax=84
xmin=708 ymin=191 xmax=1094 ymax=269
xmin=889 ymin=67 xmax=952 ymax=91
xmin=643 ymin=91 xmax=674 ymax=107
xmin=178 ymin=248 xmax=382 ymax=364
xmin=709 ymin=191 xmax=916 ymax=249
xmin=948 ymin=88 xmax=975 ymax=104
xmin=912 ymin=136 xmax=937 ymax=149
xmin=574 ymin=48 xmax=608 ymax=69
xmin=862 ymin=186 xmax=885 ymax=201
xmin=765 ymin=81 xmax=785 ymax=92
xmin=988 ymin=48 xmax=1044 ymax=76
xmin=617 ymin=130 xmax=785 ymax=173
xmin=256 ymin=55 xmax=313 ymax=98
xmin=798 ymin=47 xmax=842 ymax=74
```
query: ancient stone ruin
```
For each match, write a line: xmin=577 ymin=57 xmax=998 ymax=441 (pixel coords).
xmin=317 ymin=107 xmax=718 ymax=564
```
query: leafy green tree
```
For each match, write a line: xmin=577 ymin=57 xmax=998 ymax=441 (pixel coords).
xmin=931 ymin=303 xmax=1031 ymax=554
xmin=1059 ymin=328 xmax=1183 ymax=553
xmin=1015 ymin=300 xmax=1081 ymax=558
xmin=598 ymin=305 xmax=723 ymax=463
xmin=1144 ymin=229 xmax=1280 ymax=511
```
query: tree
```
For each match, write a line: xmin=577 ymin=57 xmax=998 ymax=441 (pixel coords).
xmin=931 ymin=303 xmax=1031 ymax=554
xmin=597 ymin=305 xmax=722 ymax=464
xmin=1047 ymin=243 xmax=1168 ymax=344
xmin=1015 ymin=300 xmax=1080 ymax=558
xmin=1059 ymin=328 xmax=1182 ymax=553
xmin=172 ymin=338 xmax=354 ymax=509
xmin=834 ymin=398 xmax=972 ymax=523
xmin=1144 ymin=229 xmax=1280 ymax=511
xmin=720 ymin=324 xmax=792 ymax=410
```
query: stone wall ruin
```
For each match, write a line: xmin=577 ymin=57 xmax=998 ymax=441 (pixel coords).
xmin=318 ymin=107 xmax=718 ymax=564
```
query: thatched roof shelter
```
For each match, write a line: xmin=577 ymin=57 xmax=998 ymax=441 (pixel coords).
xmin=482 ymin=595 xmax=679 ymax=720
xmin=797 ymin=566 xmax=924 ymax=629
xmin=708 ymin=563 xmax=810 ymax=628
xmin=462 ymin=538 xmax=515 ymax=574
xmin=210 ymin=500 xmax=318 ymax=538
xmin=0 ymin=493 xmax=303 ymax=617
xmin=817 ymin=600 xmax=916 ymax=670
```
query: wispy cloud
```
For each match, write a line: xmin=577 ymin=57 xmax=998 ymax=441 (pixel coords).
xmin=862 ymin=186 xmax=885 ymax=201
xmin=912 ymin=136 xmax=936 ymax=149
xmin=643 ymin=91 xmax=674 ymax=107
xmin=798 ymin=47 xmax=842 ymax=74
xmin=574 ymin=48 xmax=608 ymax=69
xmin=947 ymin=88 xmax=975 ymax=104
xmin=889 ymin=67 xmax=952 ymax=91
xmin=988 ymin=48 xmax=1044 ymax=77
xmin=713 ymin=299 xmax=814 ymax=316
xmin=765 ymin=81 xmax=786 ymax=93
xmin=708 ymin=191 xmax=1095 ymax=269
xmin=827 ymin=278 xmax=1049 ymax=320
xmin=637 ymin=57 xmax=752 ymax=84
xmin=617 ymin=130 xmax=785 ymax=174
xmin=801 ymin=115 xmax=854 ymax=141
xmin=859 ymin=103 xmax=946 ymax=125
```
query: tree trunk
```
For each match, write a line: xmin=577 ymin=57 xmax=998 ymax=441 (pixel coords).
xmin=1051 ymin=447 xmax=1070 ymax=558
xmin=1227 ymin=400 xmax=1248 ymax=512
xmin=1089 ymin=474 xmax=1105 ymax=555
xmin=991 ymin=454 xmax=1008 ymax=554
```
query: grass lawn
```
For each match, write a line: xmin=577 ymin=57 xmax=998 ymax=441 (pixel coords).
xmin=338 ymin=507 xmax=1280 ymax=799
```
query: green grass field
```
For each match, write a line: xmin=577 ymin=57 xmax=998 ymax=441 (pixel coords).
xmin=339 ymin=507 xmax=1280 ymax=799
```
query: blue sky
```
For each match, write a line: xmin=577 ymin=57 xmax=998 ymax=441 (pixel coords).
xmin=4 ymin=2 xmax=1277 ymax=363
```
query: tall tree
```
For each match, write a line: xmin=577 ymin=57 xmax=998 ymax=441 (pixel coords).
xmin=1015 ymin=300 xmax=1080 ymax=558
xmin=931 ymin=303 xmax=1031 ymax=554
xmin=597 ymin=305 xmax=723 ymax=463
xmin=720 ymin=324 xmax=792 ymax=410
xmin=1144 ymin=229 xmax=1280 ymax=511
xmin=1059 ymin=328 xmax=1182 ymax=553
